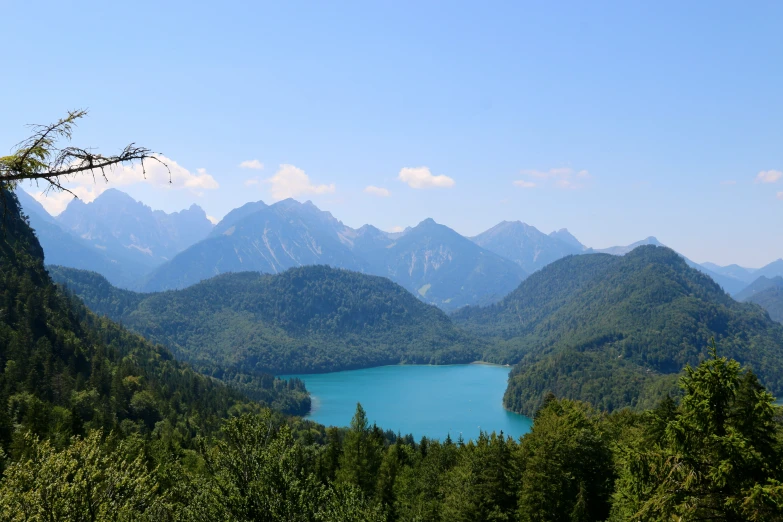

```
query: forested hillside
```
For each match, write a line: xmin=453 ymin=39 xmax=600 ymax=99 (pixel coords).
xmin=51 ymin=265 xmax=484 ymax=375
xmin=454 ymin=246 xmax=783 ymax=415
xmin=3 ymin=341 xmax=782 ymax=520
xmin=0 ymin=191 xmax=271 ymax=450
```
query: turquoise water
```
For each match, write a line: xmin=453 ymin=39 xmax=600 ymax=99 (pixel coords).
xmin=284 ymin=364 xmax=533 ymax=441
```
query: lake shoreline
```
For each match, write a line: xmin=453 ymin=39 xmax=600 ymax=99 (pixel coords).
xmin=470 ymin=360 xmax=511 ymax=368
xmin=286 ymin=363 xmax=532 ymax=441
xmin=280 ymin=360 xmax=511 ymax=378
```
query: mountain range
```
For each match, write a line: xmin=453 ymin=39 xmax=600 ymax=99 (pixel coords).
xmin=57 ymin=188 xmax=213 ymax=270
xmin=142 ymin=199 xmax=528 ymax=310
xmin=18 ymin=188 xmax=782 ymax=309
xmin=16 ymin=189 xmax=213 ymax=287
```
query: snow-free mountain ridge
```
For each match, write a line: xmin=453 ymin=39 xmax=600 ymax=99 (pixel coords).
xmin=19 ymin=188 xmax=781 ymax=308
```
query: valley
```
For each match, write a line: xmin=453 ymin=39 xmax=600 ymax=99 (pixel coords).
xmin=25 ymin=189 xmax=783 ymax=419
xmin=4 ymin=9 xmax=783 ymax=516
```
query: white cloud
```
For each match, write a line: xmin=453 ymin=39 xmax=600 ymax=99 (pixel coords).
xmin=239 ymin=159 xmax=264 ymax=170
xmin=388 ymin=226 xmax=404 ymax=233
xmin=244 ymin=178 xmax=261 ymax=187
xmin=397 ymin=167 xmax=455 ymax=189
xmin=755 ymin=170 xmax=782 ymax=184
xmin=720 ymin=180 xmax=737 ymax=185
xmin=364 ymin=185 xmax=391 ymax=197
xmin=27 ymin=154 xmax=218 ymax=215
xmin=516 ymin=167 xmax=590 ymax=190
xmin=206 ymin=215 xmax=219 ymax=224
xmin=778 ymin=192 xmax=783 ymax=200
xmin=265 ymin=164 xmax=335 ymax=201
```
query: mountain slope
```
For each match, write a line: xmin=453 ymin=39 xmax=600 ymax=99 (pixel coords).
xmin=737 ymin=276 xmax=783 ymax=323
xmin=471 ymin=221 xmax=581 ymax=273
xmin=454 ymin=246 xmax=783 ymax=415
xmin=15 ymin=189 xmax=142 ymax=287
xmin=700 ymin=262 xmax=757 ymax=284
xmin=0 ymin=191 xmax=270 ymax=450
xmin=51 ymin=265 xmax=484 ymax=375
xmin=364 ymin=218 xmax=528 ymax=310
xmin=735 ymin=275 xmax=783 ymax=301
xmin=142 ymin=199 xmax=366 ymax=291
xmin=57 ymin=189 xmax=213 ymax=275
xmin=745 ymin=286 xmax=783 ymax=323
xmin=752 ymin=259 xmax=783 ymax=280
xmin=210 ymin=200 xmax=268 ymax=236
xmin=145 ymin=202 xmax=527 ymax=310
xmin=549 ymin=228 xmax=585 ymax=251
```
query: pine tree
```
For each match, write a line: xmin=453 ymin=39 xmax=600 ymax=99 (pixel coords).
xmin=611 ymin=341 xmax=783 ymax=521
xmin=337 ymin=403 xmax=383 ymax=497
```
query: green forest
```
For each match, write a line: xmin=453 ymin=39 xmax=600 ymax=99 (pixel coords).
xmin=49 ymin=265 xmax=484 ymax=377
xmin=455 ymin=247 xmax=783 ymax=415
xmin=1 ymin=160 xmax=783 ymax=520
xmin=53 ymin=244 xmax=783 ymax=420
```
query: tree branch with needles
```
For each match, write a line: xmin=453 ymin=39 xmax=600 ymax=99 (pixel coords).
xmin=0 ymin=109 xmax=168 ymax=196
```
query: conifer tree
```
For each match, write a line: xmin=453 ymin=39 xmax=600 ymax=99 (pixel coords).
xmin=337 ymin=403 xmax=383 ymax=497
xmin=611 ymin=341 xmax=783 ymax=521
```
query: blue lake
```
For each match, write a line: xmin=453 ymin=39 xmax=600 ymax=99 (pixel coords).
xmin=284 ymin=364 xmax=533 ymax=441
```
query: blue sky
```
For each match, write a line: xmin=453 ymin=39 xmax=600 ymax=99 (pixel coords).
xmin=2 ymin=1 xmax=782 ymax=266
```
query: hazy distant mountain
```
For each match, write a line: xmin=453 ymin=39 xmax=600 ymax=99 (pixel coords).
xmin=700 ymin=262 xmax=757 ymax=284
xmin=454 ymin=245 xmax=783 ymax=416
xmin=142 ymin=199 xmax=367 ymax=292
xmin=549 ymin=228 xmax=586 ymax=251
xmin=736 ymin=275 xmax=783 ymax=301
xmin=591 ymin=236 xmax=664 ymax=256
xmin=740 ymin=278 xmax=783 ymax=323
xmin=471 ymin=221 xmax=582 ymax=273
xmin=15 ymin=190 xmax=138 ymax=286
xmin=752 ymin=259 xmax=783 ymax=281
xmin=362 ymin=218 xmax=528 ymax=310
xmin=57 ymin=189 xmax=213 ymax=274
